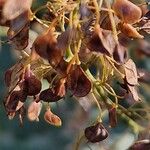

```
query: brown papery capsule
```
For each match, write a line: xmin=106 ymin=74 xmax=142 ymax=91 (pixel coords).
xmin=44 ymin=108 xmax=62 ymax=126
xmin=118 ymin=23 xmax=144 ymax=39
xmin=113 ymin=0 xmax=142 ymax=24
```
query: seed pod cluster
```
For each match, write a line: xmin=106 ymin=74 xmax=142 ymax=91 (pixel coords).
xmin=1 ymin=0 xmax=149 ymax=147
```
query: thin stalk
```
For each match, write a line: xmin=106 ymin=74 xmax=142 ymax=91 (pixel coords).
xmin=105 ymin=0 xmax=118 ymax=44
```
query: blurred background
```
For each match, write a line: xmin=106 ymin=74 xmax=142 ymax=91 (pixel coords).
xmin=0 ymin=0 xmax=150 ymax=150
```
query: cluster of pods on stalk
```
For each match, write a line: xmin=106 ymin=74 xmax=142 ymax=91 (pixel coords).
xmin=0 ymin=0 xmax=150 ymax=145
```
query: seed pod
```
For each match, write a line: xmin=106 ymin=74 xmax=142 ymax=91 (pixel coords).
xmin=39 ymin=88 xmax=62 ymax=102
xmin=32 ymin=29 xmax=63 ymax=67
xmin=113 ymin=43 xmax=127 ymax=64
xmin=124 ymin=59 xmax=138 ymax=86
xmin=24 ymin=70 xmax=42 ymax=96
xmin=84 ymin=122 xmax=108 ymax=143
xmin=0 ymin=0 xmax=10 ymax=26
xmin=4 ymin=89 xmax=25 ymax=113
xmin=7 ymin=10 xmax=30 ymax=50
xmin=113 ymin=0 xmax=142 ymax=24
xmin=44 ymin=108 xmax=62 ymax=126
xmin=108 ymin=106 xmax=117 ymax=128
xmin=27 ymin=101 xmax=42 ymax=121
xmin=67 ymin=65 xmax=91 ymax=97
xmin=118 ymin=23 xmax=144 ymax=39
xmin=88 ymin=25 xmax=116 ymax=56
xmin=129 ymin=139 xmax=150 ymax=150
xmin=4 ymin=69 xmax=12 ymax=87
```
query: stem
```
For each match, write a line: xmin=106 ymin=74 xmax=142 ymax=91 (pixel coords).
xmin=74 ymin=134 xmax=85 ymax=150
xmin=105 ymin=0 xmax=118 ymax=44
xmin=92 ymin=0 xmax=100 ymax=25
xmin=33 ymin=16 xmax=49 ymax=28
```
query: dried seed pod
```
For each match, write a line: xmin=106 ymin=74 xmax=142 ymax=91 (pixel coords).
xmin=0 ymin=0 xmax=10 ymax=26
xmin=113 ymin=0 xmax=142 ymax=24
xmin=118 ymin=23 xmax=144 ymax=39
xmin=85 ymin=122 xmax=108 ymax=143
xmin=4 ymin=89 xmax=25 ymax=113
xmin=124 ymin=59 xmax=138 ymax=86
xmin=3 ymin=0 xmax=32 ymax=20
xmin=129 ymin=139 xmax=150 ymax=150
xmin=88 ymin=25 xmax=116 ymax=56
xmin=44 ymin=108 xmax=62 ymax=126
xmin=32 ymin=29 xmax=63 ymax=67
xmin=26 ymin=75 xmax=41 ymax=96
xmin=24 ymin=70 xmax=42 ymax=96
xmin=113 ymin=43 xmax=127 ymax=64
xmin=4 ymin=68 xmax=12 ymax=87
xmin=39 ymin=88 xmax=62 ymax=102
xmin=108 ymin=106 xmax=117 ymax=127
xmin=6 ymin=10 xmax=30 ymax=50
xmin=8 ymin=23 xmax=29 ymax=50
xmin=27 ymin=101 xmax=42 ymax=121
xmin=67 ymin=65 xmax=91 ymax=97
